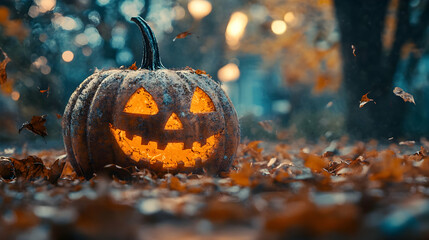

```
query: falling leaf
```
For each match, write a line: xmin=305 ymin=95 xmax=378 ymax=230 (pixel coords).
xmin=351 ymin=45 xmax=356 ymax=56
xmin=0 ymin=48 xmax=11 ymax=85
xmin=56 ymin=113 xmax=62 ymax=119
xmin=393 ymin=87 xmax=415 ymax=104
xmin=173 ymin=31 xmax=192 ymax=41
xmin=399 ymin=140 xmax=415 ymax=147
xmin=18 ymin=115 xmax=48 ymax=139
xmin=258 ymin=120 xmax=274 ymax=133
xmin=128 ymin=62 xmax=138 ymax=70
xmin=39 ymin=86 xmax=50 ymax=97
xmin=359 ymin=92 xmax=375 ymax=108
xmin=326 ymin=101 xmax=333 ymax=108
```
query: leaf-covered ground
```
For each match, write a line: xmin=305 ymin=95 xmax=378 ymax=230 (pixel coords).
xmin=1 ymin=138 xmax=429 ymax=240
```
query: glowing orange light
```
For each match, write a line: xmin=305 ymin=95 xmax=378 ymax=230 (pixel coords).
xmin=225 ymin=12 xmax=248 ymax=50
xmin=217 ymin=63 xmax=240 ymax=82
xmin=164 ymin=113 xmax=183 ymax=130
xmin=188 ymin=0 xmax=212 ymax=20
xmin=124 ymin=87 xmax=159 ymax=115
xmin=110 ymin=126 xmax=220 ymax=169
xmin=190 ymin=87 xmax=215 ymax=113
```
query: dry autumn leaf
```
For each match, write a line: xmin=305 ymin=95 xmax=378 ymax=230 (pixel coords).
xmin=173 ymin=31 xmax=192 ymax=41
xmin=10 ymin=156 xmax=47 ymax=181
xmin=19 ymin=115 xmax=48 ymax=139
xmin=351 ymin=44 xmax=356 ymax=56
xmin=47 ymin=158 xmax=66 ymax=184
xmin=128 ymin=62 xmax=138 ymax=70
xmin=230 ymin=162 xmax=253 ymax=187
xmin=194 ymin=69 xmax=206 ymax=75
xmin=0 ymin=48 xmax=11 ymax=85
xmin=39 ymin=86 xmax=50 ymax=97
xmin=359 ymin=92 xmax=375 ymax=108
xmin=393 ymin=87 xmax=415 ymax=104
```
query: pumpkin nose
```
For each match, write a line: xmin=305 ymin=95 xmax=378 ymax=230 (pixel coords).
xmin=164 ymin=113 xmax=183 ymax=130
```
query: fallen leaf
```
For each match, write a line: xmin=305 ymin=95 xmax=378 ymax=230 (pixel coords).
xmin=194 ymin=69 xmax=206 ymax=75
xmin=47 ymin=157 xmax=66 ymax=184
xmin=0 ymin=157 xmax=15 ymax=180
xmin=303 ymin=153 xmax=329 ymax=173
xmin=359 ymin=92 xmax=375 ymax=108
xmin=393 ymin=87 xmax=415 ymax=104
xmin=0 ymin=48 xmax=11 ymax=85
xmin=128 ymin=62 xmax=138 ymax=70
xmin=173 ymin=31 xmax=192 ymax=41
xmin=230 ymin=162 xmax=253 ymax=187
xmin=102 ymin=164 xmax=132 ymax=182
xmin=169 ymin=176 xmax=186 ymax=191
xmin=10 ymin=156 xmax=47 ymax=181
xmin=18 ymin=115 xmax=48 ymax=139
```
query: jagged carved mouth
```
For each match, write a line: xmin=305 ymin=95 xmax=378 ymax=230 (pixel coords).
xmin=110 ymin=125 xmax=220 ymax=169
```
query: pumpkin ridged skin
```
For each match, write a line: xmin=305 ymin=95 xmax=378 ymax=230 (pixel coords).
xmin=63 ymin=69 xmax=240 ymax=179
xmin=63 ymin=17 xmax=239 ymax=179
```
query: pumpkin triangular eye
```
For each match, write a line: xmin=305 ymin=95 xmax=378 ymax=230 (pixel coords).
xmin=124 ymin=87 xmax=159 ymax=115
xmin=190 ymin=87 xmax=215 ymax=113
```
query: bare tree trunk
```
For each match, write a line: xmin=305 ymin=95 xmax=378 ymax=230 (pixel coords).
xmin=333 ymin=0 xmax=408 ymax=139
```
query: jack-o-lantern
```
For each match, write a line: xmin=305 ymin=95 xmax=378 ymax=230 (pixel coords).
xmin=62 ymin=17 xmax=240 ymax=179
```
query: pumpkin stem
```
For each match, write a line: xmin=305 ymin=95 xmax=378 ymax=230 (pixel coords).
xmin=131 ymin=16 xmax=164 ymax=70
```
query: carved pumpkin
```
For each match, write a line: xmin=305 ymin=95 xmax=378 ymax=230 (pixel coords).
xmin=62 ymin=17 xmax=240 ymax=179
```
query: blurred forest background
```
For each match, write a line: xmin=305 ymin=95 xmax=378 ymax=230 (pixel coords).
xmin=0 ymin=0 xmax=428 ymax=150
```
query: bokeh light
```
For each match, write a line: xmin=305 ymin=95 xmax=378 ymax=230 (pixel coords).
xmin=173 ymin=5 xmax=186 ymax=20
xmin=284 ymin=12 xmax=295 ymax=23
xmin=35 ymin=0 xmax=56 ymax=13
xmin=218 ymin=63 xmax=240 ymax=82
xmin=271 ymin=20 xmax=287 ymax=35
xmin=188 ymin=0 xmax=212 ymax=20
xmin=62 ymin=51 xmax=74 ymax=62
xmin=11 ymin=91 xmax=20 ymax=101
xmin=225 ymin=12 xmax=248 ymax=50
